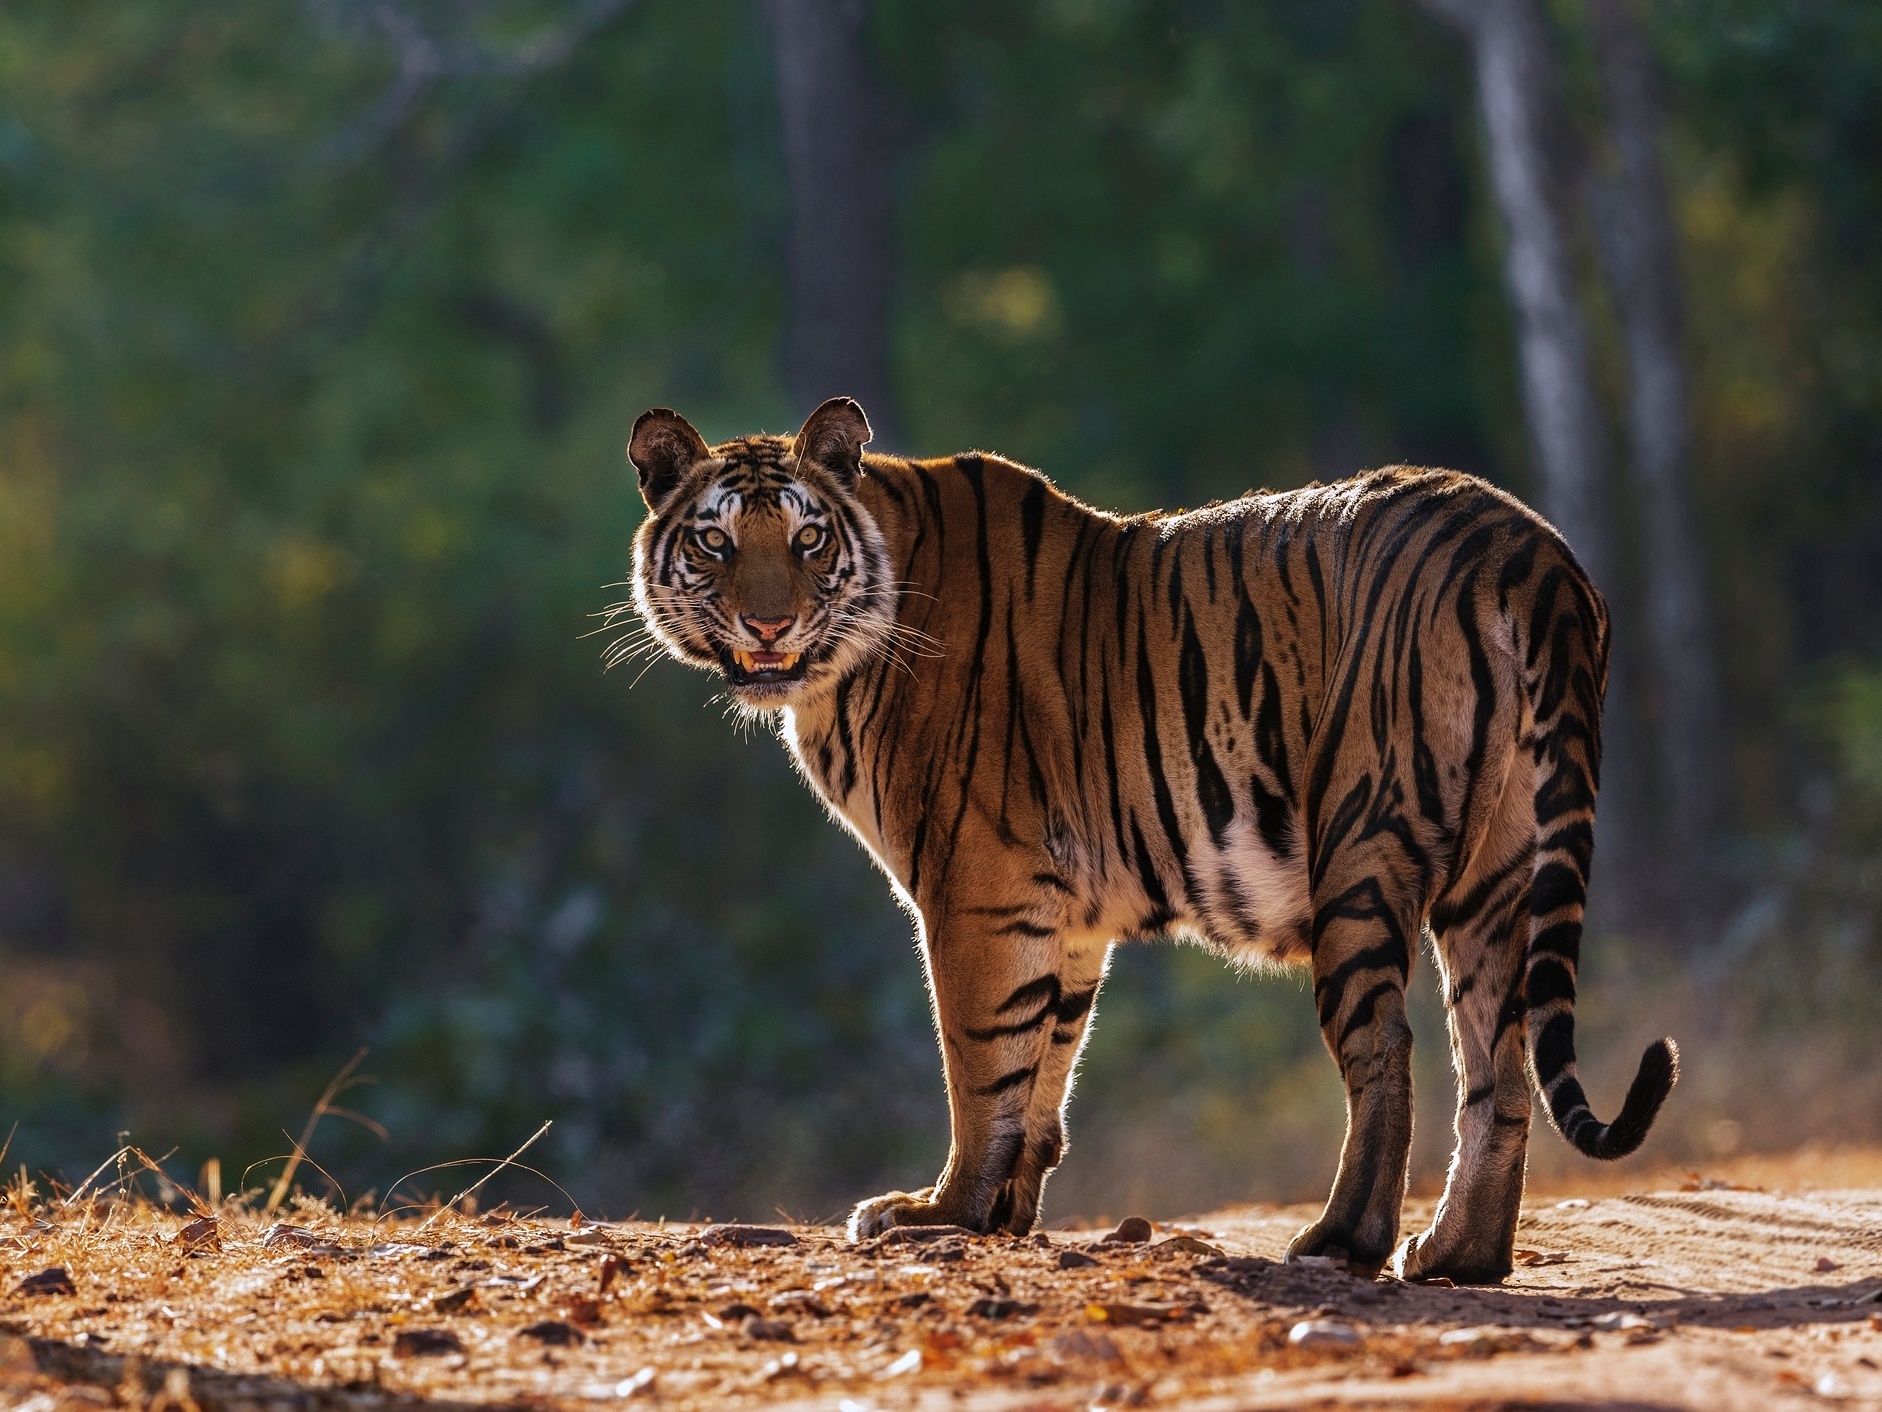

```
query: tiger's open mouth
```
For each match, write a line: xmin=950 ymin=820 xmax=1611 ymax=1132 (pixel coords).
xmin=725 ymin=647 xmax=809 ymax=689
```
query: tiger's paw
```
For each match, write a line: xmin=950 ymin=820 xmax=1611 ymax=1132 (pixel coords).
xmin=847 ymin=1188 xmax=947 ymax=1241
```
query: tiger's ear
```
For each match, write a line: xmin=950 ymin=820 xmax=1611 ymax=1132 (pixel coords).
xmin=791 ymin=397 xmax=873 ymax=489
xmin=629 ymin=408 xmax=711 ymax=511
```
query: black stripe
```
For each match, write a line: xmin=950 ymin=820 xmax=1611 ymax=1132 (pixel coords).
xmin=979 ymin=1065 xmax=1039 ymax=1097
xmin=1021 ymin=475 xmax=1046 ymax=597
xmin=1178 ymin=612 xmax=1235 ymax=842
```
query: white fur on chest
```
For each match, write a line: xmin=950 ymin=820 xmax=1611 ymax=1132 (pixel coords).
xmin=779 ymin=707 xmax=904 ymax=891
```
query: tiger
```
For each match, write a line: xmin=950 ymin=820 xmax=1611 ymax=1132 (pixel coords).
xmin=624 ymin=395 xmax=1677 ymax=1283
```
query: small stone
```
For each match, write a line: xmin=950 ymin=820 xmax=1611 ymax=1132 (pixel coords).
xmin=1288 ymin=1318 xmax=1361 ymax=1348
xmin=1438 ymin=1326 xmax=1512 ymax=1355
xmin=880 ymin=1349 xmax=922 ymax=1378
xmin=758 ymin=1350 xmax=802 ymax=1381
xmin=393 ymin=1329 xmax=464 ymax=1358
xmin=614 ymin=1368 xmax=657 ymax=1398
xmin=1103 ymin=1216 xmax=1154 ymax=1244
xmin=1058 ymin=1249 xmax=1100 ymax=1270
xmin=717 ymin=1302 xmax=764 ymax=1322
xmin=1817 ymin=1256 xmax=1840 ymax=1272
xmin=742 ymin=1317 xmax=796 ymax=1341
xmin=1152 ymin=1234 xmax=1224 ymax=1258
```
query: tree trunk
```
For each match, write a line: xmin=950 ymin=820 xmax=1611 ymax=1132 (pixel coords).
xmin=1416 ymin=0 xmax=1648 ymax=914
xmin=760 ymin=0 xmax=900 ymax=447
xmin=1585 ymin=0 xmax=1727 ymax=887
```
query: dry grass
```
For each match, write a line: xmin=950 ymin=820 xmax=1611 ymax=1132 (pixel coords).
xmin=0 ymin=1191 xmax=1598 ymax=1410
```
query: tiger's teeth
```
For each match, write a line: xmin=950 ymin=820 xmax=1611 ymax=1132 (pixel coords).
xmin=778 ymin=653 xmax=799 ymax=670
xmin=735 ymin=650 xmax=755 ymax=671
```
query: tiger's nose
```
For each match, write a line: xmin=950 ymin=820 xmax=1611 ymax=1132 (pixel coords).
xmin=741 ymin=614 xmax=795 ymax=643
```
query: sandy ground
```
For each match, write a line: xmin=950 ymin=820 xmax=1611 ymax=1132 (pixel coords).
xmin=5 ymin=1150 xmax=1882 ymax=1411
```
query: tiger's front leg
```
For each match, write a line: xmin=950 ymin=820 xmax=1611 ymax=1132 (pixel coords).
xmin=848 ymin=891 xmax=1100 ymax=1240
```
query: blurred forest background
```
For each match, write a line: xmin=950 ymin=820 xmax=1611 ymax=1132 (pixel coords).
xmin=2 ymin=0 xmax=1882 ymax=1224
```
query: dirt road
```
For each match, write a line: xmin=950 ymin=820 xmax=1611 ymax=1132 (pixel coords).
xmin=5 ymin=1152 xmax=1882 ymax=1410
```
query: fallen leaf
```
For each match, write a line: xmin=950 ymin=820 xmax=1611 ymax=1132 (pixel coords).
xmin=367 ymin=1242 xmax=429 ymax=1259
xmin=172 ymin=1217 xmax=219 ymax=1252
xmin=965 ymin=1296 xmax=1037 ymax=1320
xmin=768 ymin=1290 xmax=831 ymax=1317
xmin=392 ymin=1329 xmax=464 ymax=1358
xmin=1514 ymin=1249 xmax=1569 ymax=1267
xmin=260 ymin=1223 xmax=320 ymax=1249
xmin=519 ymin=1320 xmax=584 ymax=1346
xmin=878 ymin=1225 xmax=974 ymax=1245
xmin=598 ymin=1252 xmax=627 ymax=1294
xmin=1048 ymin=1330 xmax=1122 ymax=1365
xmin=1086 ymin=1301 xmax=1193 ymax=1325
xmin=15 ymin=1268 xmax=76 ymax=1297
xmin=429 ymin=1286 xmax=477 ymax=1314
xmin=700 ymin=1224 xmax=798 ymax=1248
xmin=562 ymin=1297 xmax=603 ymax=1326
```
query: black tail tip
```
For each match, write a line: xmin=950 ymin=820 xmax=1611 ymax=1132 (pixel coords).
xmin=1590 ymin=1037 xmax=1679 ymax=1160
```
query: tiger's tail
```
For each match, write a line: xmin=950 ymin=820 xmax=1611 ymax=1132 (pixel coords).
xmin=1519 ymin=554 xmax=1678 ymax=1160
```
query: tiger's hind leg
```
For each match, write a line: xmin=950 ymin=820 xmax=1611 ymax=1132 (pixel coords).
xmin=1284 ymin=847 xmax=1423 ymax=1279
xmin=1396 ymin=760 xmax=1537 ymax=1284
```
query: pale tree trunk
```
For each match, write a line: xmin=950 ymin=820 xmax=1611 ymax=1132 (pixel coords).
xmin=760 ymin=0 xmax=900 ymax=447
xmin=1585 ymin=0 xmax=1727 ymax=888
xmin=1417 ymin=0 xmax=1649 ymax=912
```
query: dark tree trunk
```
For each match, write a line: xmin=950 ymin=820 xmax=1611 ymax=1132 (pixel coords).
xmin=1417 ymin=0 xmax=1649 ymax=910
xmin=1586 ymin=0 xmax=1727 ymax=889
xmin=760 ymin=0 xmax=900 ymax=447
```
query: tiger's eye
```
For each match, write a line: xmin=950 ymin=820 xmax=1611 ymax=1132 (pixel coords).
xmin=698 ymin=527 xmax=730 ymax=553
xmin=795 ymin=524 xmax=824 ymax=551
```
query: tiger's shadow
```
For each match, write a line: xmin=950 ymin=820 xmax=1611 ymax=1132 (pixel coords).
xmin=1194 ymin=1252 xmax=1882 ymax=1333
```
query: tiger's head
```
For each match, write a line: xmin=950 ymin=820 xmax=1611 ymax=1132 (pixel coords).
xmin=628 ymin=397 xmax=897 ymax=709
